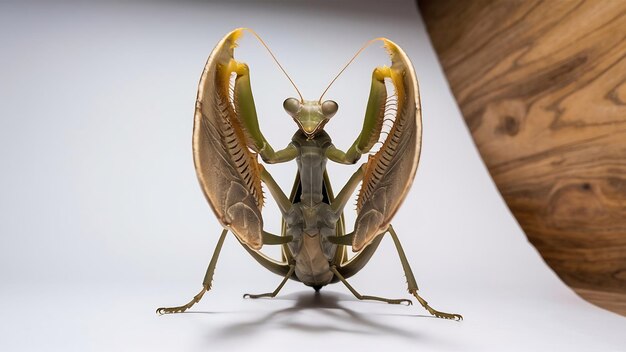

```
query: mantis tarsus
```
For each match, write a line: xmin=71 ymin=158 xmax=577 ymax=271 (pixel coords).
xmin=157 ymin=28 xmax=462 ymax=321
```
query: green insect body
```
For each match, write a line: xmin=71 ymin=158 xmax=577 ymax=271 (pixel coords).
xmin=157 ymin=28 xmax=462 ymax=321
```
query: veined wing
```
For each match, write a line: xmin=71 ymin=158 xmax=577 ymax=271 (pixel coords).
xmin=193 ymin=29 xmax=265 ymax=250
xmin=353 ymin=39 xmax=422 ymax=251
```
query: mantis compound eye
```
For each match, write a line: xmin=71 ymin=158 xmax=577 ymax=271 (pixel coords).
xmin=321 ymin=100 xmax=338 ymax=118
xmin=283 ymin=97 xmax=300 ymax=116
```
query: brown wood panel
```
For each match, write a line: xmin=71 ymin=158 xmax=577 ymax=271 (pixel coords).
xmin=418 ymin=0 xmax=626 ymax=315
xmin=574 ymin=288 xmax=626 ymax=316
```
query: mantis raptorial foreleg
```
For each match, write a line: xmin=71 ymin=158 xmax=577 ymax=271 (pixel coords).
xmin=230 ymin=60 xmax=298 ymax=164
xmin=243 ymin=265 xmax=295 ymax=299
xmin=326 ymin=66 xmax=391 ymax=165
xmin=156 ymin=229 xmax=228 ymax=315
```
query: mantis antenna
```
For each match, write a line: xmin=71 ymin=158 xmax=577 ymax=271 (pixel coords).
xmin=318 ymin=38 xmax=384 ymax=103
xmin=242 ymin=28 xmax=304 ymax=102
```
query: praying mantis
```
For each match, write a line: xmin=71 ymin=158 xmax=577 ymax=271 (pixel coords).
xmin=157 ymin=28 xmax=462 ymax=321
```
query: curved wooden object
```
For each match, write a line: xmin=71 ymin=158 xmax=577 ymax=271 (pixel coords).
xmin=419 ymin=0 xmax=626 ymax=315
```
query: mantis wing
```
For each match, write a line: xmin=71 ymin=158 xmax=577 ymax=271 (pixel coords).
xmin=193 ymin=29 xmax=265 ymax=250
xmin=353 ymin=39 xmax=422 ymax=251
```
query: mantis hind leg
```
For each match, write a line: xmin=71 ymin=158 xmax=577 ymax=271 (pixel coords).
xmin=156 ymin=229 xmax=228 ymax=315
xmin=157 ymin=228 xmax=294 ymax=314
xmin=330 ymin=266 xmax=412 ymax=305
xmin=243 ymin=265 xmax=295 ymax=299
xmin=331 ymin=226 xmax=462 ymax=320
xmin=387 ymin=225 xmax=463 ymax=321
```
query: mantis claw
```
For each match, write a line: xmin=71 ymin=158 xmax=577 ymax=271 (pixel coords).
xmin=243 ymin=291 xmax=283 ymax=299
xmin=243 ymin=293 xmax=269 ymax=299
xmin=428 ymin=309 xmax=463 ymax=321
xmin=156 ymin=286 xmax=208 ymax=315
xmin=409 ymin=289 xmax=463 ymax=321
xmin=156 ymin=305 xmax=190 ymax=315
xmin=383 ymin=298 xmax=413 ymax=305
xmin=242 ymin=293 xmax=257 ymax=299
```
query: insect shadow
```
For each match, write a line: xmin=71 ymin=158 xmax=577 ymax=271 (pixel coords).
xmin=200 ymin=290 xmax=438 ymax=342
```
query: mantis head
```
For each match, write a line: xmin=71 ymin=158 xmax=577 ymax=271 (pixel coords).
xmin=283 ymin=98 xmax=338 ymax=138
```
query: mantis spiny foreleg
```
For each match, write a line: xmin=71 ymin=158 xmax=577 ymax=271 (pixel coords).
xmin=230 ymin=60 xmax=298 ymax=164
xmin=326 ymin=66 xmax=392 ymax=165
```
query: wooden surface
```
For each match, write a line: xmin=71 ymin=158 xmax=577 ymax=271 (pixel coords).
xmin=418 ymin=0 xmax=626 ymax=315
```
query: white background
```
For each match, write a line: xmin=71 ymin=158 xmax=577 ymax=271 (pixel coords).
xmin=1 ymin=1 xmax=625 ymax=351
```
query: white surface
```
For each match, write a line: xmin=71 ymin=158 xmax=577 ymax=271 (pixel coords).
xmin=0 ymin=1 xmax=625 ymax=351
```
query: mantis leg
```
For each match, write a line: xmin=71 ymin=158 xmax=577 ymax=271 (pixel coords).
xmin=331 ymin=227 xmax=462 ymax=320
xmin=331 ymin=164 xmax=365 ymax=214
xmin=260 ymin=165 xmax=291 ymax=216
xmin=243 ymin=264 xmax=296 ymax=299
xmin=231 ymin=60 xmax=298 ymax=164
xmin=330 ymin=265 xmax=412 ymax=305
xmin=326 ymin=66 xmax=390 ymax=165
xmin=262 ymin=231 xmax=292 ymax=244
xmin=156 ymin=229 xmax=228 ymax=315
xmin=387 ymin=225 xmax=463 ymax=321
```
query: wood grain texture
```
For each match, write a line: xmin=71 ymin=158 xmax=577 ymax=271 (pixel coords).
xmin=418 ymin=0 xmax=626 ymax=315
xmin=574 ymin=288 xmax=626 ymax=316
